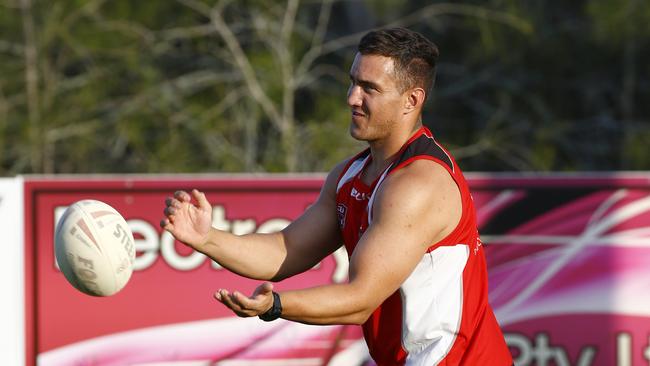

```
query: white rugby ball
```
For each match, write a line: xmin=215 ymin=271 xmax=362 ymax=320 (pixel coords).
xmin=54 ymin=199 xmax=135 ymax=296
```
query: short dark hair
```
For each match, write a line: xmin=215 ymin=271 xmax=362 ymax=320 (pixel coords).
xmin=358 ymin=27 xmax=439 ymax=96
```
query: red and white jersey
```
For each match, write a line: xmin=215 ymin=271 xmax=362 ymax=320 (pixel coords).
xmin=335 ymin=127 xmax=512 ymax=366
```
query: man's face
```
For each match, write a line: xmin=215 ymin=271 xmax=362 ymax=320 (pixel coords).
xmin=347 ymin=53 xmax=406 ymax=142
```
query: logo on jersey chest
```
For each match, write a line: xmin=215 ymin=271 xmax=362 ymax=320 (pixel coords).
xmin=350 ymin=187 xmax=369 ymax=201
xmin=336 ymin=203 xmax=347 ymax=228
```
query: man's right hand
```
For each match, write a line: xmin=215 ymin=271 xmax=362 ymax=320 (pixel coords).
xmin=160 ymin=189 xmax=213 ymax=251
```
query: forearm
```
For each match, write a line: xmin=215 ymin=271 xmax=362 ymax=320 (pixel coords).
xmin=278 ymin=283 xmax=375 ymax=325
xmin=198 ymin=228 xmax=288 ymax=281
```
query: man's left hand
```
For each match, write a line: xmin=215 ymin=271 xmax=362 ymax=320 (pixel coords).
xmin=215 ymin=282 xmax=275 ymax=318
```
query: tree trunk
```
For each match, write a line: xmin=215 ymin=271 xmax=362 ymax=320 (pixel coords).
xmin=21 ymin=0 xmax=42 ymax=173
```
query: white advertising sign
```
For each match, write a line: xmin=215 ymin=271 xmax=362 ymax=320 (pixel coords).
xmin=0 ymin=177 xmax=24 ymax=366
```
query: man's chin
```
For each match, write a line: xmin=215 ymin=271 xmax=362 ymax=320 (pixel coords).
xmin=349 ymin=124 xmax=367 ymax=141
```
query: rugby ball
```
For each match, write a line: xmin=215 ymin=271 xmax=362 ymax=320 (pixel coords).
xmin=54 ymin=199 xmax=135 ymax=296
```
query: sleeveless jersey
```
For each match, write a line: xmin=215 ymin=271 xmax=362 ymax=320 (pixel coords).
xmin=335 ymin=126 xmax=512 ymax=366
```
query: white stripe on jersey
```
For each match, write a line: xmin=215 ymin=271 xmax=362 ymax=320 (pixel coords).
xmin=401 ymin=245 xmax=469 ymax=365
xmin=336 ymin=155 xmax=369 ymax=193
xmin=367 ymin=165 xmax=392 ymax=225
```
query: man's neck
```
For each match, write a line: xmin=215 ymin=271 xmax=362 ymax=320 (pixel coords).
xmin=363 ymin=121 xmax=423 ymax=184
xmin=369 ymin=121 xmax=422 ymax=161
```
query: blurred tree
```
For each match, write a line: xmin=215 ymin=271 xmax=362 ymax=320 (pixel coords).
xmin=426 ymin=0 xmax=650 ymax=171
xmin=0 ymin=0 xmax=648 ymax=174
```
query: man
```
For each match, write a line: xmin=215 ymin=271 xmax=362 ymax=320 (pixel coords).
xmin=161 ymin=28 xmax=512 ymax=365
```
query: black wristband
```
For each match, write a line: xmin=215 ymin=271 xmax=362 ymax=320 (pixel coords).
xmin=259 ymin=291 xmax=282 ymax=322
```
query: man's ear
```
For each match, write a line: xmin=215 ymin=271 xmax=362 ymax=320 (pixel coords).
xmin=404 ymin=87 xmax=426 ymax=114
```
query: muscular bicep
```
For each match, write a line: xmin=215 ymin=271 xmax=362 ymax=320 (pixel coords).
xmin=272 ymin=162 xmax=347 ymax=280
xmin=347 ymin=161 xmax=462 ymax=312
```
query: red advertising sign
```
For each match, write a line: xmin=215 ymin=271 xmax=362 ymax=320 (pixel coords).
xmin=24 ymin=174 xmax=650 ymax=366
xmin=471 ymin=174 xmax=650 ymax=366
xmin=25 ymin=177 xmax=364 ymax=366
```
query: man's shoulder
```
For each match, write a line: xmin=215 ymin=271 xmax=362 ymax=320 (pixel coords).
xmin=394 ymin=132 xmax=455 ymax=173
xmin=385 ymin=159 xmax=454 ymax=193
xmin=371 ymin=160 xmax=461 ymax=236
xmin=321 ymin=154 xmax=365 ymax=196
xmin=328 ymin=158 xmax=353 ymax=183
xmin=326 ymin=149 xmax=372 ymax=186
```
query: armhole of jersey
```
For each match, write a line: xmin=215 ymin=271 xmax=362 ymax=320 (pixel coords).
xmin=387 ymin=155 xmax=469 ymax=252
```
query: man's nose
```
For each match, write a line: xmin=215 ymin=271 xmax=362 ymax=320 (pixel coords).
xmin=347 ymin=85 xmax=362 ymax=107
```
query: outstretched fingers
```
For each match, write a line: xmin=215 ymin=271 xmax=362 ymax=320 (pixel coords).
xmin=160 ymin=218 xmax=172 ymax=229
xmin=192 ymin=189 xmax=211 ymax=211
xmin=215 ymin=289 xmax=247 ymax=317
xmin=174 ymin=190 xmax=191 ymax=202
xmin=161 ymin=196 xmax=180 ymax=228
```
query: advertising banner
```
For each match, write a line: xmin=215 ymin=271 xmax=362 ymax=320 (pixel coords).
xmin=24 ymin=174 xmax=650 ymax=366
xmin=470 ymin=174 xmax=650 ymax=366
xmin=26 ymin=177 xmax=363 ymax=366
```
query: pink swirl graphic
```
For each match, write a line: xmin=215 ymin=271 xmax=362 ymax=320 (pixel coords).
xmin=39 ymin=318 xmax=367 ymax=366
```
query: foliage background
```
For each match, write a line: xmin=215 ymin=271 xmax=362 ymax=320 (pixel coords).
xmin=1 ymin=0 xmax=648 ymax=174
